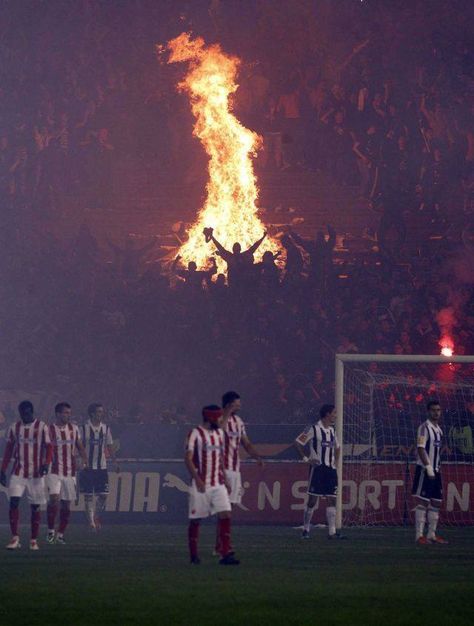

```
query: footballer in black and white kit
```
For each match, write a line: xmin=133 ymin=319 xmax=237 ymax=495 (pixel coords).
xmin=79 ymin=403 xmax=119 ymax=531
xmin=295 ymin=404 xmax=343 ymax=539
xmin=411 ymin=400 xmax=448 ymax=545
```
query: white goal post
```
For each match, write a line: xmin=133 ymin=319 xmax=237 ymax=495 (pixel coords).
xmin=335 ymin=353 xmax=474 ymax=528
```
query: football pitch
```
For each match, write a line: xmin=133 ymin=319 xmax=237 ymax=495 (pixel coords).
xmin=0 ymin=524 xmax=473 ymax=626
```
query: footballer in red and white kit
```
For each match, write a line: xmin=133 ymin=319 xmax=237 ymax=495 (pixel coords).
xmin=213 ymin=391 xmax=264 ymax=555
xmin=184 ymin=405 xmax=239 ymax=566
xmin=45 ymin=403 xmax=88 ymax=544
xmin=0 ymin=401 xmax=52 ymax=551
xmin=221 ymin=391 xmax=264 ymax=505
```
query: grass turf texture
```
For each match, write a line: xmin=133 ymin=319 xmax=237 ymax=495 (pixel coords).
xmin=0 ymin=525 xmax=473 ymax=626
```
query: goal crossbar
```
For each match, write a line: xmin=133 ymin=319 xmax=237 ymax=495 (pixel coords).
xmin=334 ymin=353 xmax=474 ymax=528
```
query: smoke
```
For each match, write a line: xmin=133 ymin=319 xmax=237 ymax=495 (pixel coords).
xmin=435 ymin=289 xmax=468 ymax=353
xmin=435 ymin=245 xmax=473 ymax=354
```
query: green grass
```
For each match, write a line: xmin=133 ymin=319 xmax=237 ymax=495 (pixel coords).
xmin=0 ymin=524 xmax=473 ymax=625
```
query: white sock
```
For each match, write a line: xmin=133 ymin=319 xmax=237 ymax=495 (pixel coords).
xmin=96 ymin=494 xmax=107 ymax=514
xmin=326 ymin=506 xmax=336 ymax=536
xmin=415 ymin=505 xmax=427 ymax=539
xmin=427 ymin=506 xmax=440 ymax=539
xmin=303 ymin=506 xmax=315 ymax=532
xmin=85 ymin=496 xmax=95 ymax=525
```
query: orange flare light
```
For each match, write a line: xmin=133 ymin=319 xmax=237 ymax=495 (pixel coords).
xmin=440 ymin=346 xmax=453 ymax=358
xmin=439 ymin=336 xmax=454 ymax=357
xmin=165 ymin=33 xmax=279 ymax=274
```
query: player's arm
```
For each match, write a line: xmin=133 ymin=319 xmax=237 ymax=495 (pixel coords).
xmin=0 ymin=430 xmax=14 ymax=486
xmin=185 ymin=450 xmax=205 ymax=493
xmin=219 ymin=437 xmax=232 ymax=493
xmin=76 ymin=439 xmax=89 ymax=468
xmin=106 ymin=427 xmax=120 ymax=472
xmin=294 ymin=439 xmax=309 ymax=462
xmin=107 ymin=444 xmax=120 ymax=473
xmin=39 ymin=424 xmax=52 ymax=476
xmin=416 ymin=427 xmax=435 ymax=478
xmin=294 ymin=427 xmax=318 ymax=464
xmin=241 ymin=434 xmax=264 ymax=467
xmin=335 ymin=434 xmax=341 ymax=466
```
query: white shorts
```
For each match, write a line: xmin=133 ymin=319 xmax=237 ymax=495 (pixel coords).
xmin=225 ymin=469 xmax=243 ymax=505
xmin=45 ymin=474 xmax=77 ymax=501
xmin=8 ymin=475 xmax=46 ymax=505
xmin=188 ymin=483 xmax=231 ymax=519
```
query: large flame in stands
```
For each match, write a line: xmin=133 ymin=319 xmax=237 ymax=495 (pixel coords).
xmin=165 ymin=33 xmax=279 ymax=274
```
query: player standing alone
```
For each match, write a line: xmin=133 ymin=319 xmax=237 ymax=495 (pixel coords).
xmin=185 ymin=405 xmax=239 ymax=565
xmin=46 ymin=402 xmax=88 ymax=544
xmin=1 ymin=401 xmax=52 ymax=550
xmin=79 ymin=403 xmax=118 ymax=531
xmin=295 ymin=404 xmax=344 ymax=539
xmin=412 ymin=400 xmax=448 ymax=545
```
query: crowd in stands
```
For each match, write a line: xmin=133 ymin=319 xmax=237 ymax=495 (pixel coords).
xmin=1 ymin=217 xmax=472 ymax=426
xmin=0 ymin=1 xmax=472 ymax=425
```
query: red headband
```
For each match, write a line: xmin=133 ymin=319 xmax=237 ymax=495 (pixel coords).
xmin=203 ymin=408 xmax=223 ymax=422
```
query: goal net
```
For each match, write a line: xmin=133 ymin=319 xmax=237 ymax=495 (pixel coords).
xmin=335 ymin=355 xmax=474 ymax=527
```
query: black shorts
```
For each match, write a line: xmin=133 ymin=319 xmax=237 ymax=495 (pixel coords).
xmin=411 ymin=466 xmax=443 ymax=501
xmin=79 ymin=469 xmax=109 ymax=495
xmin=308 ymin=464 xmax=338 ymax=497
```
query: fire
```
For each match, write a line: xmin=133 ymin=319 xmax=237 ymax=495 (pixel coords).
xmin=164 ymin=33 xmax=279 ymax=274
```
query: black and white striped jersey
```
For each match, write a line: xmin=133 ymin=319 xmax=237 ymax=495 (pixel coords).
xmin=296 ymin=420 xmax=340 ymax=469
xmin=81 ymin=420 xmax=113 ymax=470
xmin=416 ymin=419 xmax=443 ymax=471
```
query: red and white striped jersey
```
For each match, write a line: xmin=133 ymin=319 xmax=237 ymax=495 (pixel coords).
xmin=186 ymin=426 xmax=225 ymax=488
xmin=3 ymin=420 xmax=51 ymax=479
xmin=223 ymin=414 xmax=247 ymax=472
xmin=49 ymin=423 xmax=81 ymax=477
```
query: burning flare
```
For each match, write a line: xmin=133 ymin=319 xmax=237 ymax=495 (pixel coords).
xmin=164 ymin=33 xmax=279 ymax=274
xmin=440 ymin=344 xmax=454 ymax=358
xmin=439 ymin=337 xmax=454 ymax=356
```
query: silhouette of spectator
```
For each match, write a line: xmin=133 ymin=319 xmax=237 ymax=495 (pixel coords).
xmin=289 ymin=225 xmax=336 ymax=288
xmin=280 ymin=233 xmax=304 ymax=283
xmin=172 ymin=256 xmax=217 ymax=290
xmin=107 ymin=235 xmax=157 ymax=280
xmin=203 ymin=227 xmax=267 ymax=288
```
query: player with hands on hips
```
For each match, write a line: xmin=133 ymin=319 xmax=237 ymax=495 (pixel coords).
xmin=295 ymin=404 xmax=344 ymax=540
